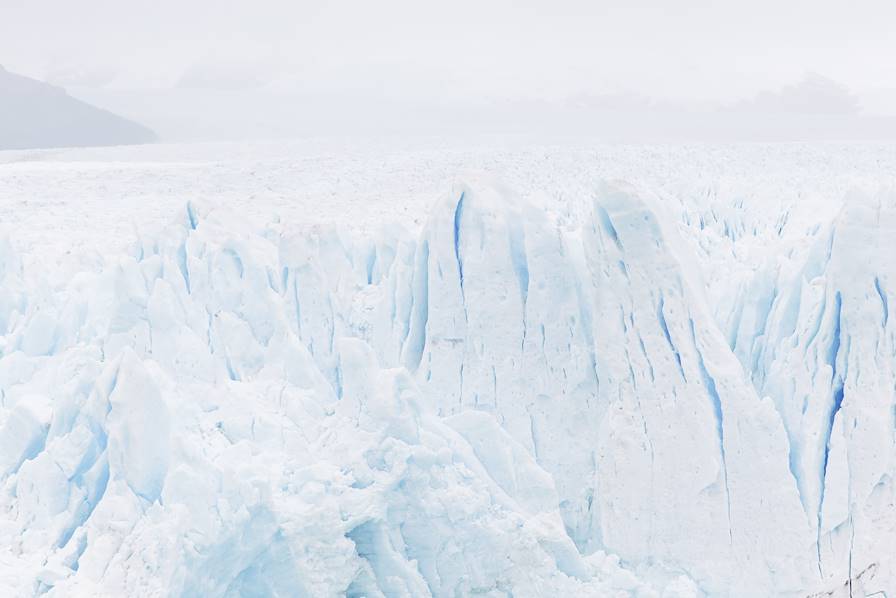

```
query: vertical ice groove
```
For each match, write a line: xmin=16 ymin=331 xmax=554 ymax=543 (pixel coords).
xmin=458 ymin=362 xmax=464 ymax=410
xmin=657 ymin=294 xmax=685 ymax=381
xmin=327 ymin=297 xmax=336 ymax=355
xmin=334 ymin=361 xmax=344 ymax=400
xmin=817 ymin=291 xmax=844 ymax=572
xmin=491 ymin=365 xmax=497 ymax=411
xmin=749 ymin=286 xmax=778 ymax=376
xmin=224 ymin=354 xmax=238 ymax=381
xmin=529 ymin=412 xmax=540 ymax=460
xmin=453 ymin=191 xmax=466 ymax=297
xmin=688 ymin=317 xmax=733 ymax=544
xmin=595 ymin=204 xmax=622 ymax=250
xmin=825 ymin=292 xmax=843 ymax=382
xmin=507 ymin=215 xmax=529 ymax=308
xmin=847 ymin=514 xmax=855 ymax=596
xmin=727 ymin=293 xmax=745 ymax=351
xmin=572 ymin=265 xmax=600 ymax=393
xmin=507 ymin=213 xmax=529 ymax=350
xmin=365 ymin=246 xmax=376 ymax=285
xmin=874 ymin=276 xmax=889 ymax=327
xmin=636 ymin=332 xmax=655 ymax=382
xmin=291 ymin=273 xmax=302 ymax=337
xmin=221 ymin=247 xmax=244 ymax=278
xmin=626 ymin=336 xmax=655 ymax=472
xmin=403 ymin=241 xmax=429 ymax=371
xmin=804 ymin=292 xmax=827 ymax=352
xmin=176 ymin=242 xmax=191 ymax=294
xmin=185 ymin=201 xmax=198 ymax=230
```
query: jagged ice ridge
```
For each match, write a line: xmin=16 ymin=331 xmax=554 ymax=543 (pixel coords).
xmin=0 ymin=168 xmax=893 ymax=597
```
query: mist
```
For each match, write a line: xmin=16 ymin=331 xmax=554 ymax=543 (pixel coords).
xmin=3 ymin=0 xmax=896 ymax=142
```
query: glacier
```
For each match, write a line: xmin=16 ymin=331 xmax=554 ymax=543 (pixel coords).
xmin=0 ymin=147 xmax=894 ymax=597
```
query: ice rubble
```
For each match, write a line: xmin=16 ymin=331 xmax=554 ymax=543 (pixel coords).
xmin=0 ymin=174 xmax=893 ymax=597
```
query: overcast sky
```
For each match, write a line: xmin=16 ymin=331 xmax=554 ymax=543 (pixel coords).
xmin=3 ymin=0 xmax=895 ymax=140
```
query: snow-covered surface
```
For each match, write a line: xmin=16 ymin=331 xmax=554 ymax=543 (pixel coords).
xmin=0 ymin=139 xmax=894 ymax=597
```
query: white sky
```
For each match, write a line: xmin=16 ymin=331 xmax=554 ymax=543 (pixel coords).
xmin=2 ymin=0 xmax=894 ymax=100
xmin=3 ymin=0 xmax=895 ymax=140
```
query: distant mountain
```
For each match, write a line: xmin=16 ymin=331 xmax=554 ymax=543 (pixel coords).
xmin=0 ymin=65 xmax=156 ymax=150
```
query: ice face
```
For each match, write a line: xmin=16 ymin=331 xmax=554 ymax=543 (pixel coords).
xmin=0 ymin=192 xmax=677 ymax=597
xmin=0 ymin=148 xmax=892 ymax=597
xmin=715 ymin=187 xmax=896 ymax=591
xmin=391 ymin=179 xmax=818 ymax=595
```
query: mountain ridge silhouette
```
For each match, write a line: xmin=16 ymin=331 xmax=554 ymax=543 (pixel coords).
xmin=0 ymin=65 xmax=157 ymax=150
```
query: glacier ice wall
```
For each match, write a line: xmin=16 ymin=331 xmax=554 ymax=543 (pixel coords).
xmin=714 ymin=187 xmax=896 ymax=593
xmin=0 ymin=176 xmax=893 ymax=597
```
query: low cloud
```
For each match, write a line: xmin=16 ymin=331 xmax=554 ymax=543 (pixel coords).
xmin=735 ymin=73 xmax=860 ymax=115
xmin=174 ymin=61 xmax=276 ymax=91
xmin=44 ymin=64 xmax=119 ymax=89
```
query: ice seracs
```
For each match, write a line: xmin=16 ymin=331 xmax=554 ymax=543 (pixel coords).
xmin=0 ymin=169 xmax=892 ymax=597
xmin=0 ymin=190 xmax=686 ymax=597
xmin=726 ymin=187 xmax=896 ymax=593
xmin=386 ymin=179 xmax=817 ymax=594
